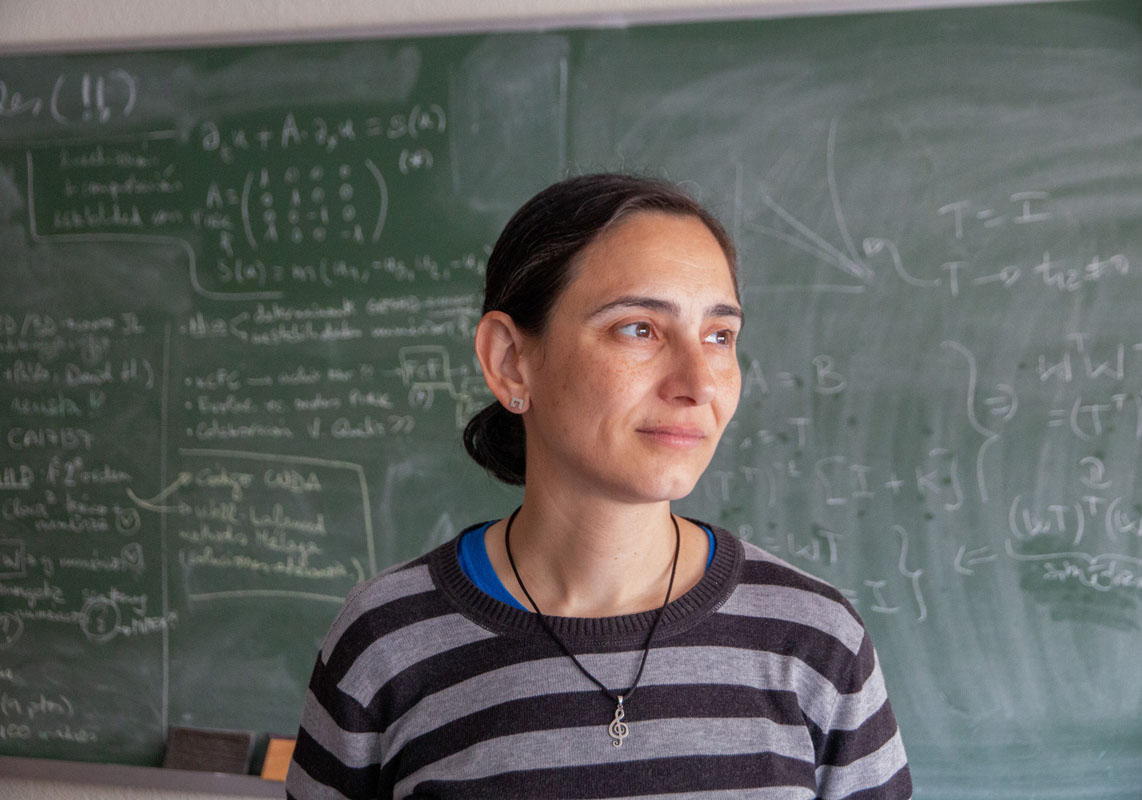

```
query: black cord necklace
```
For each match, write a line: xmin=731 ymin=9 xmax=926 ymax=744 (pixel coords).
xmin=503 ymin=507 xmax=681 ymax=748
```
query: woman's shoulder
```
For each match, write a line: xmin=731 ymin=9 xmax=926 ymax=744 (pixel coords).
xmin=340 ymin=553 xmax=435 ymax=610
xmin=736 ymin=535 xmax=854 ymax=604
xmin=327 ymin=520 xmax=500 ymax=637
xmin=321 ymin=567 xmax=417 ymax=644
xmin=321 ymin=538 xmax=459 ymax=647
xmin=706 ymin=524 xmax=868 ymax=649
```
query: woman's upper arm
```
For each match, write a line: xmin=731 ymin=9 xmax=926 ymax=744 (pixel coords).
xmin=286 ymin=587 xmax=390 ymax=799
xmin=812 ymin=635 xmax=913 ymax=800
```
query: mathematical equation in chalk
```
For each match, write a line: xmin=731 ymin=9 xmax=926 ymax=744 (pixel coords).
xmin=0 ymin=71 xmax=137 ymax=125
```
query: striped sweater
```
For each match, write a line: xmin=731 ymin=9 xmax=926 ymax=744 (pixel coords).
xmin=286 ymin=523 xmax=912 ymax=799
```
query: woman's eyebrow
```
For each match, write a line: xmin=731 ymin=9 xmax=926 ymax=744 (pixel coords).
xmin=709 ymin=302 xmax=745 ymax=323
xmin=588 ymin=296 xmax=744 ymax=322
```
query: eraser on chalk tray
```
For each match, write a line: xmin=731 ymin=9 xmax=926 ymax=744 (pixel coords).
xmin=162 ymin=726 xmax=255 ymax=774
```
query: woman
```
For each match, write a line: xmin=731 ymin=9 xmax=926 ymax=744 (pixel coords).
xmin=286 ymin=174 xmax=912 ymax=799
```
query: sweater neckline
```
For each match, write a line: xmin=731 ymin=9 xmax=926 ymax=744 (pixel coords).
xmin=430 ymin=518 xmax=742 ymax=647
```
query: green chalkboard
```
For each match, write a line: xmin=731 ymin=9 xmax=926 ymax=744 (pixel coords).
xmin=2 ymin=2 xmax=1141 ymax=795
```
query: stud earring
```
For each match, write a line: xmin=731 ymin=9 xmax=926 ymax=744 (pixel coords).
xmin=509 ymin=397 xmax=525 ymax=411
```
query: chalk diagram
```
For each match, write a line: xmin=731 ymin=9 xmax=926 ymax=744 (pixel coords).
xmin=127 ymin=448 xmax=376 ymax=604
xmin=739 ymin=118 xmax=875 ymax=295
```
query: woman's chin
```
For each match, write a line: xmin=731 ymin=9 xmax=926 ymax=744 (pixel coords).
xmin=612 ymin=471 xmax=705 ymax=505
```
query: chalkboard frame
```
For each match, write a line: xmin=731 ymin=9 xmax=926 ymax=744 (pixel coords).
xmin=0 ymin=0 xmax=1078 ymax=56
xmin=2 ymin=0 xmax=1140 ymax=794
xmin=0 ymin=755 xmax=280 ymax=797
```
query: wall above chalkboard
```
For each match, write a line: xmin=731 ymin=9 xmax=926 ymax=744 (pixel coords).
xmin=1 ymin=2 xmax=1141 ymax=796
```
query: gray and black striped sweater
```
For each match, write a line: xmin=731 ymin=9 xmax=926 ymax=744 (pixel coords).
xmin=286 ymin=523 xmax=912 ymax=799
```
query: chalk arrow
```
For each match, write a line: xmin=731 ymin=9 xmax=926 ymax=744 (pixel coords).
xmin=126 ymin=472 xmax=192 ymax=513
xmin=954 ymin=545 xmax=999 ymax=576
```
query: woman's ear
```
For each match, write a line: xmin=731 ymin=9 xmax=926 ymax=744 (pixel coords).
xmin=474 ymin=311 xmax=531 ymax=413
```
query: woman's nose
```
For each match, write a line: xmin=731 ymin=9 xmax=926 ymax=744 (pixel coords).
xmin=662 ymin=340 xmax=717 ymax=405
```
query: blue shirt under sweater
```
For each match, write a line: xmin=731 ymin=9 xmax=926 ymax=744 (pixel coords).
xmin=457 ymin=521 xmax=717 ymax=611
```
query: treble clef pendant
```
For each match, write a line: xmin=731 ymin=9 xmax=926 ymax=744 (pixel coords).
xmin=608 ymin=695 xmax=630 ymax=747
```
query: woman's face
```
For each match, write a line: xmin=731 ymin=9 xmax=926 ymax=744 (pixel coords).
xmin=519 ymin=211 xmax=742 ymax=504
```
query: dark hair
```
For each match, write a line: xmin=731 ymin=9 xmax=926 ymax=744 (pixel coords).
xmin=463 ymin=173 xmax=738 ymax=485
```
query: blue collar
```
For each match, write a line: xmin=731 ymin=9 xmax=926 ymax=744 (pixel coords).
xmin=456 ymin=520 xmax=716 ymax=612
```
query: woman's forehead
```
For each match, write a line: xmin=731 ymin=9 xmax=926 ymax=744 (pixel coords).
xmin=565 ymin=211 xmax=737 ymax=299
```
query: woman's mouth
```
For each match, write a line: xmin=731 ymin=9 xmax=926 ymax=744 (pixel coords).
xmin=636 ymin=426 xmax=707 ymax=448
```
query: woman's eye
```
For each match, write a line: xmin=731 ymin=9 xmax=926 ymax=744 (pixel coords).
xmin=617 ymin=321 xmax=654 ymax=339
xmin=704 ymin=329 xmax=735 ymax=346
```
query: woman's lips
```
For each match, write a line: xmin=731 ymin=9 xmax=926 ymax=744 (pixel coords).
xmin=636 ymin=426 xmax=707 ymax=448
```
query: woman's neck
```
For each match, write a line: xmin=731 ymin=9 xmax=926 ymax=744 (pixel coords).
xmin=485 ymin=489 xmax=708 ymax=617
